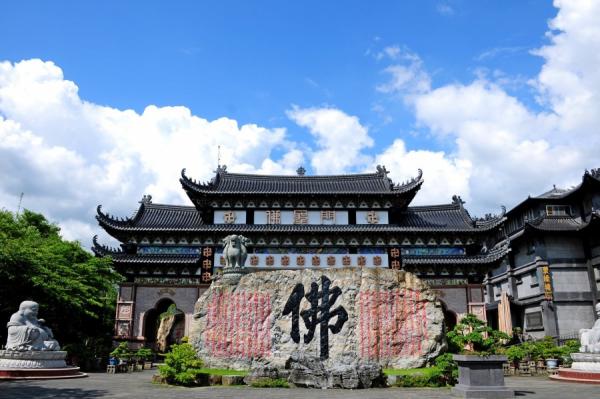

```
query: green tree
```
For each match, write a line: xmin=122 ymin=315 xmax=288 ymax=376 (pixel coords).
xmin=447 ymin=313 xmax=510 ymax=355
xmin=0 ymin=209 xmax=122 ymax=367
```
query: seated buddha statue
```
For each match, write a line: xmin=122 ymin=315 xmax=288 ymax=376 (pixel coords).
xmin=5 ymin=301 xmax=60 ymax=351
xmin=580 ymin=302 xmax=600 ymax=353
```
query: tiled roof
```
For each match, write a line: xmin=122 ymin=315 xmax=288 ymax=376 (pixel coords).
xmin=92 ymin=236 xmax=199 ymax=264
xmin=403 ymin=242 xmax=509 ymax=265
xmin=180 ymin=165 xmax=423 ymax=195
xmin=96 ymin=201 xmax=504 ymax=234
xmin=507 ymin=168 xmax=600 ymax=216
xmin=525 ymin=212 xmax=600 ymax=232
xmin=93 ymin=237 xmax=508 ymax=266
xmin=96 ymin=203 xmax=204 ymax=230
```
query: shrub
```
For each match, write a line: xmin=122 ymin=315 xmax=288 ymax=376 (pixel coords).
xmin=433 ymin=353 xmax=458 ymax=385
xmin=158 ymin=342 xmax=205 ymax=386
xmin=250 ymin=378 xmax=289 ymax=388
xmin=110 ymin=342 xmax=132 ymax=361
xmin=395 ymin=368 xmax=446 ymax=387
xmin=447 ymin=314 xmax=509 ymax=355
xmin=136 ymin=348 xmax=153 ymax=362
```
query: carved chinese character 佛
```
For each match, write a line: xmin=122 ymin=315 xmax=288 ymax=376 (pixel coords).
xmin=223 ymin=210 xmax=236 ymax=224
xmin=282 ymin=276 xmax=348 ymax=359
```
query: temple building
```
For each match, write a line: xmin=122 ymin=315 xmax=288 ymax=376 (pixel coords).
xmin=94 ymin=165 xmax=508 ymax=348
xmin=484 ymin=169 xmax=600 ymax=339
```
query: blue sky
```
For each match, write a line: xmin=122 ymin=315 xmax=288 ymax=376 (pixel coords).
xmin=1 ymin=1 xmax=599 ymax=246
xmin=0 ymin=1 xmax=554 ymax=151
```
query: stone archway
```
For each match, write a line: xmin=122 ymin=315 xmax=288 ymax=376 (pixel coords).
xmin=143 ymin=298 xmax=176 ymax=348
xmin=440 ymin=300 xmax=458 ymax=333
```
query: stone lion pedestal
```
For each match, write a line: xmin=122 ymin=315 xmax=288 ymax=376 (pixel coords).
xmin=0 ymin=300 xmax=86 ymax=380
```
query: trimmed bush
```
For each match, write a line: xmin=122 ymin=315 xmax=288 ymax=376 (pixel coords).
xmin=158 ymin=342 xmax=206 ymax=386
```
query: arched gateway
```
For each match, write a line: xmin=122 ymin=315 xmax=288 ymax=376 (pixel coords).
xmin=93 ymin=165 xmax=508 ymax=347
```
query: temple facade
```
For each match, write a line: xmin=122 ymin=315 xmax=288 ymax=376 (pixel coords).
xmin=94 ymin=165 xmax=508 ymax=347
xmin=484 ymin=169 xmax=600 ymax=339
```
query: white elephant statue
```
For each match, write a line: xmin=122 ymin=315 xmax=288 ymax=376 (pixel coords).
xmin=221 ymin=234 xmax=250 ymax=269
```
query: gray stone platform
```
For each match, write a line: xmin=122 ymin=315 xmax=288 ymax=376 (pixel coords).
xmin=0 ymin=371 xmax=599 ymax=398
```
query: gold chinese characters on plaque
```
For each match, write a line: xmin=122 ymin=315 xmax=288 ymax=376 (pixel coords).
xmin=293 ymin=210 xmax=308 ymax=224
xmin=542 ymin=265 xmax=553 ymax=300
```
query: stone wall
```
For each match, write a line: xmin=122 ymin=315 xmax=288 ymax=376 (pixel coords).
xmin=190 ymin=268 xmax=445 ymax=370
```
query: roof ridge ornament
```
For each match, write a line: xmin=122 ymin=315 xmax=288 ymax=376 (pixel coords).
xmin=376 ymin=165 xmax=389 ymax=176
xmin=139 ymin=194 xmax=152 ymax=204
xmin=296 ymin=166 xmax=306 ymax=176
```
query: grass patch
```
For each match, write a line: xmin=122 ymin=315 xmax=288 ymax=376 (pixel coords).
xmin=384 ymin=367 xmax=439 ymax=377
xmin=250 ymin=378 xmax=289 ymax=388
xmin=197 ymin=368 xmax=248 ymax=376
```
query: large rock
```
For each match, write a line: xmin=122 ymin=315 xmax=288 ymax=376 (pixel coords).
xmin=190 ymin=268 xmax=444 ymax=371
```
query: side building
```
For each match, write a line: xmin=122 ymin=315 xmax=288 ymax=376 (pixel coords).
xmin=94 ymin=165 xmax=508 ymax=348
xmin=485 ymin=169 xmax=600 ymax=339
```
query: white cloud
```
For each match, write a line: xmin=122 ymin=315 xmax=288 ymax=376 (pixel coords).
xmin=375 ymin=140 xmax=472 ymax=206
xmin=375 ymin=0 xmax=600 ymax=214
xmin=0 ymin=59 xmax=298 ymax=247
xmin=376 ymin=50 xmax=431 ymax=97
xmin=286 ymin=106 xmax=374 ymax=174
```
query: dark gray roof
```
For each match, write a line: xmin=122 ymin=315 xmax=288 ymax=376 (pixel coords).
xmin=97 ymin=200 xmax=504 ymax=235
xmin=92 ymin=235 xmax=199 ymax=264
xmin=180 ymin=165 xmax=423 ymax=195
xmin=96 ymin=203 xmax=204 ymax=230
xmin=403 ymin=242 xmax=509 ymax=265
xmin=507 ymin=168 xmax=600 ymax=216
xmin=525 ymin=212 xmax=600 ymax=232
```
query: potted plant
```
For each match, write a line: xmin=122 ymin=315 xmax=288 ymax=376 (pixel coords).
xmin=447 ymin=314 xmax=513 ymax=398
xmin=136 ymin=348 xmax=154 ymax=370
xmin=109 ymin=342 xmax=132 ymax=372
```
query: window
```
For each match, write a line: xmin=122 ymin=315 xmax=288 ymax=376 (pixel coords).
xmin=530 ymin=271 xmax=539 ymax=287
xmin=546 ymin=205 xmax=570 ymax=216
xmin=525 ymin=312 xmax=544 ymax=330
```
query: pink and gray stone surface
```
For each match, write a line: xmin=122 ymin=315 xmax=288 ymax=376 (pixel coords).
xmin=190 ymin=267 xmax=445 ymax=371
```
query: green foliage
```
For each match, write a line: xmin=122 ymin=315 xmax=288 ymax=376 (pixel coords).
xmin=394 ymin=368 xmax=446 ymax=387
xmin=159 ymin=304 xmax=180 ymax=320
xmin=250 ymin=378 xmax=289 ymax=388
xmin=158 ymin=342 xmax=205 ymax=386
xmin=136 ymin=348 xmax=153 ymax=361
xmin=501 ymin=337 xmax=581 ymax=366
xmin=447 ymin=314 xmax=510 ymax=355
xmin=110 ymin=342 xmax=132 ymax=360
xmin=503 ymin=344 xmax=526 ymax=363
xmin=433 ymin=353 xmax=458 ymax=385
xmin=0 ymin=209 xmax=122 ymax=368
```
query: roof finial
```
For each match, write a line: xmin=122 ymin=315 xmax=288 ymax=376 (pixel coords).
xmin=376 ymin=165 xmax=389 ymax=176
xmin=296 ymin=166 xmax=306 ymax=176
xmin=139 ymin=194 xmax=152 ymax=204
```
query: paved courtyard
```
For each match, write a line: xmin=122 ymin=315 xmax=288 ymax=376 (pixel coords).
xmin=1 ymin=370 xmax=598 ymax=399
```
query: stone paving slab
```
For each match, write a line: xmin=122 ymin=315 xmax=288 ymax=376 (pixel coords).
xmin=0 ymin=371 xmax=598 ymax=399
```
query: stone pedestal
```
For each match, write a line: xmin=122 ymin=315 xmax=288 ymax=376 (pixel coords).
xmin=550 ymin=353 xmax=600 ymax=384
xmin=0 ymin=350 xmax=86 ymax=380
xmin=451 ymin=355 xmax=514 ymax=398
